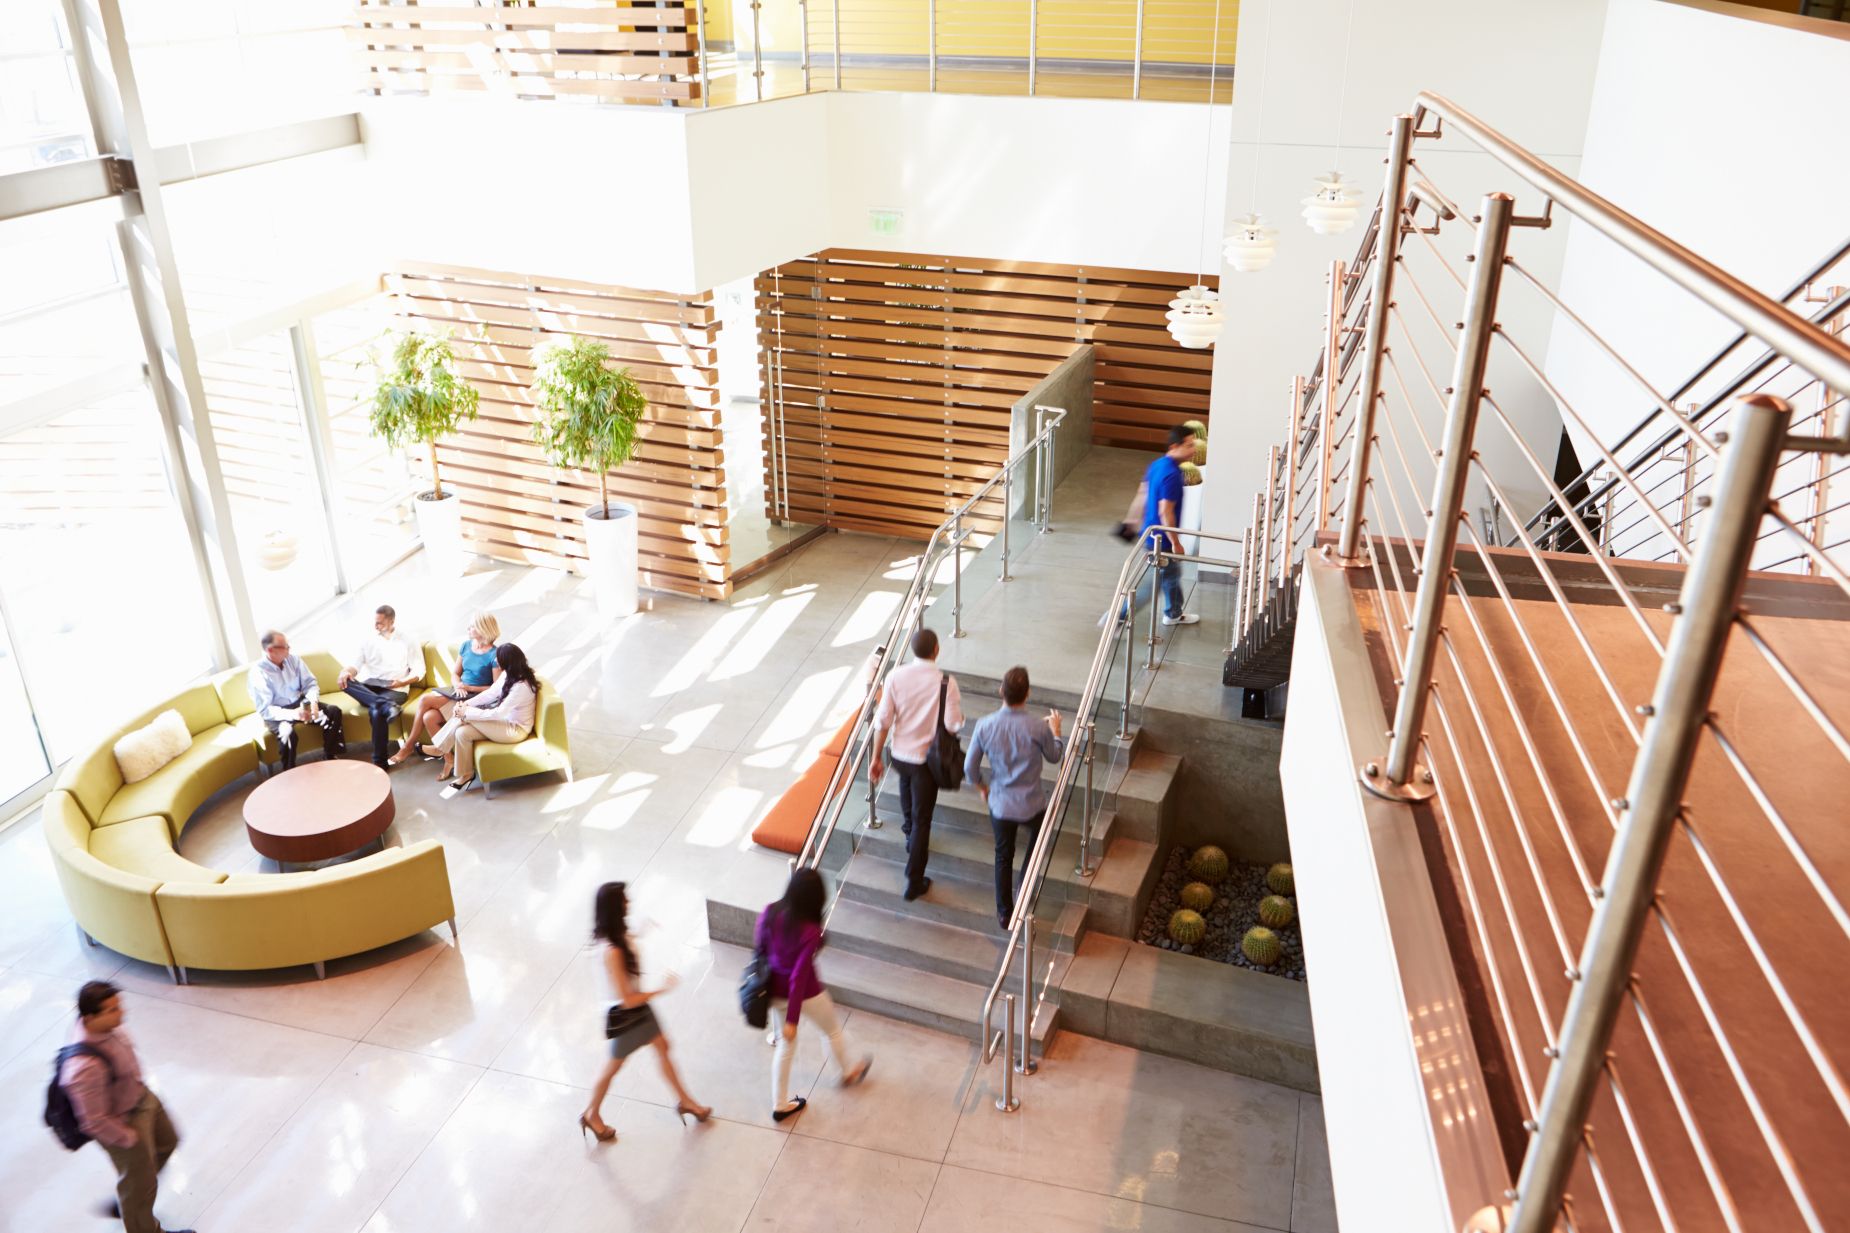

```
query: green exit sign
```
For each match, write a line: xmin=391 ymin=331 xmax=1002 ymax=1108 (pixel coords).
xmin=869 ymin=208 xmax=904 ymax=238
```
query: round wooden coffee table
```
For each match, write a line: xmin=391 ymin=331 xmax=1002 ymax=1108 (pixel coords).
xmin=245 ymin=760 xmax=395 ymax=868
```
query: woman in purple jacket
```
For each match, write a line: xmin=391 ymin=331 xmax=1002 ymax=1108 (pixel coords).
xmin=756 ymin=868 xmax=872 ymax=1121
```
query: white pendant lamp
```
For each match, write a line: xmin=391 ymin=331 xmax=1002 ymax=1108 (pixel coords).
xmin=1166 ymin=285 xmax=1225 ymax=349
xmin=1224 ymin=214 xmax=1278 ymax=272
xmin=1301 ymin=171 xmax=1361 ymax=236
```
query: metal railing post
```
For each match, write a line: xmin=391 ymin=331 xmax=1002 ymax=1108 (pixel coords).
xmin=1131 ymin=0 xmax=1145 ymax=100
xmin=999 ymin=466 xmax=1012 ymax=581
xmin=1316 ymin=260 xmax=1344 ymax=533
xmin=1075 ymin=722 xmax=1095 ymax=877
xmin=1044 ymin=419 xmax=1056 ymax=531
xmin=1333 ymin=112 xmax=1414 ymax=563
xmin=1145 ymin=542 xmax=1162 ymax=668
xmin=952 ymin=511 xmax=965 ymax=637
xmin=750 ymin=0 xmax=763 ymax=101
xmin=927 ymin=0 xmax=937 ymax=91
xmin=799 ymin=0 xmax=810 ymax=94
xmin=832 ymin=0 xmax=842 ymax=88
xmin=1280 ymin=376 xmax=1303 ymax=587
xmin=1117 ymin=599 xmax=1135 ymax=740
xmin=1017 ymin=921 xmax=1036 ymax=1074
xmin=1028 ymin=0 xmax=1038 ymax=95
xmin=1364 ymin=192 xmax=1514 ymax=801
xmin=1505 ymin=393 xmax=1793 ymax=1233
xmin=696 ymin=0 xmax=710 ymax=106
xmin=996 ymin=995 xmax=1020 ymax=1111
xmin=1243 ymin=491 xmax=1263 ymax=632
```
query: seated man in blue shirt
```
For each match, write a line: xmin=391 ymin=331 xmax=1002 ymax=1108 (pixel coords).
xmin=962 ymin=666 xmax=1066 ymax=931
xmin=248 ymin=629 xmax=345 ymax=770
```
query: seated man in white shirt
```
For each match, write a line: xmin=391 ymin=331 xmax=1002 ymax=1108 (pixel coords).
xmin=337 ymin=604 xmax=424 ymax=767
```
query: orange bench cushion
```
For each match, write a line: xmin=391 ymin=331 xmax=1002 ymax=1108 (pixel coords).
xmin=750 ymin=713 xmax=862 ymax=855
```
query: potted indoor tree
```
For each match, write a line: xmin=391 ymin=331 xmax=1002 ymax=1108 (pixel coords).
xmin=530 ymin=335 xmax=648 ymax=616
xmin=365 ymin=329 xmax=481 ymax=577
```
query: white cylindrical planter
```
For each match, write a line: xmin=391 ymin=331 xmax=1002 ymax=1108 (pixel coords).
xmin=583 ymin=502 xmax=639 ymax=617
xmin=413 ymin=491 xmax=469 ymax=577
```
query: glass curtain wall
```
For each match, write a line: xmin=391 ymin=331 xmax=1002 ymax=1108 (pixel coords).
xmin=0 ymin=0 xmax=92 ymax=174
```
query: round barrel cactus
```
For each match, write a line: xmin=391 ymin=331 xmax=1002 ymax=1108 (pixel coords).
xmin=1259 ymin=894 xmax=1295 ymax=928
xmin=1167 ymin=909 xmax=1207 ymax=946
xmin=1179 ymin=882 xmax=1215 ymax=913
xmin=1266 ymin=862 xmax=1295 ymax=896
xmin=1179 ymin=461 xmax=1203 ymax=487
xmin=1241 ymin=926 xmax=1283 ymax=966
xmin=1183 ymin=419 xmax=1209 ymax=465
xmin=1187 ymin=845 xmax=1230 ymax=884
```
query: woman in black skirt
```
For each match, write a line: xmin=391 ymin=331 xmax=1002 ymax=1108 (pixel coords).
xmin=579 ymin=881 xmax=711 ymax=1143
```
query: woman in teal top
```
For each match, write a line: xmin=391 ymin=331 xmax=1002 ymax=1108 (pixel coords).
xmin=388 ymin=611 xmax=501 ymax=767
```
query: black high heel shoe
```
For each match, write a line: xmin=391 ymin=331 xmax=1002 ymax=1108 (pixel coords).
xmin=771 ymin=1096 xmax=807 ymax=1123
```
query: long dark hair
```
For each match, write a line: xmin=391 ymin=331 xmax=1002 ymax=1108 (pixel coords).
xmin=489 ymin=643 xmax=540 ymax=702
xmin=592 ymin=881 xmax=639 ymax=975
xmin=773 ymin=868 xmax=825 ymax=936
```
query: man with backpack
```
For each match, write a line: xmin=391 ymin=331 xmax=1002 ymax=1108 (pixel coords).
xmin=48 ymin=981 xmax=192 ymax=1233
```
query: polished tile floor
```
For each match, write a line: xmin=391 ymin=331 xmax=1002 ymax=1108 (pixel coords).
xmin=0 ymin=526 xmax=1333 ymax=1232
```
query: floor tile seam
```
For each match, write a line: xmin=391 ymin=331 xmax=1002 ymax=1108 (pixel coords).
xmin=1288 ymin=1091 xmax=1307 ymax=1233
xmin=352 ymin=1062 xmax=495 ymax=1233
xmin=94 ymin=977 xmax=384 ymax=1047
xmin=450 ymin=825 xmax=568 ymax=936
xmin=736 ymin=1119 xmax=799 ymax=1233
xmin=477 ymin=932 xmax=592 ymax=1078
xmin=935 ymin=1154 xmax=1292 ymax=1232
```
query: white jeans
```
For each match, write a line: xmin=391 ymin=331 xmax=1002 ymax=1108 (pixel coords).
xmin=772 ymin=989 xmax=852 ymax=1108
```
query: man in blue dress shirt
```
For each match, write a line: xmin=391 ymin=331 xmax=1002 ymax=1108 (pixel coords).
xmin=963 ymin=666 xmax=1066 ymax=930
xmin=247 ymin=630 xmax=345 ymax=770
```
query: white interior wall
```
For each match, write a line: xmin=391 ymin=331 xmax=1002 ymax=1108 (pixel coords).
xmin=1204 ymin=0 xmax=1610 ymax=549
xmin=1545 ymin=0 xmax=1850 ymax=459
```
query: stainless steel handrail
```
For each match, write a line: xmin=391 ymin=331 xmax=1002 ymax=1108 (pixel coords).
xmin=977 ymin=525 xmax=1243 ymax=1100
xmin=793 ymin=404 xmax=1068 ymax=874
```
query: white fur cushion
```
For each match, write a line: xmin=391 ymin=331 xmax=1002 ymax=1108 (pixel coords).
xmin=113 ymin=709 xmax=193 ymax=784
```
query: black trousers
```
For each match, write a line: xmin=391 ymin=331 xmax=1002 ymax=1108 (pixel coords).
xmin=341 ymin=681 xmax=407 ymax=764
xmin=990 ymin=810 xmax=1044 ymax=925
xmin=263 ymin=699 xmax=345 ymax=770
xmin=892 ymin=757 xmax=938 ymax=894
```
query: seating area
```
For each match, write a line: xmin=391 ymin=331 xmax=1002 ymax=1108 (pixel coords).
xmin=42 ymin=645 xmax=573 ymax=983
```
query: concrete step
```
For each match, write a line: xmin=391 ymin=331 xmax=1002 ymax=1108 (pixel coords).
xmin=838 ymin=853 xmax=1086 ymax=946
xmin=824 ymin=898 xmax=1075 ymax=988
xmin=873 ymin=744 xmax=1175 ymax=846
xmin=818 ymin=948 xmax=1059 ymax=1052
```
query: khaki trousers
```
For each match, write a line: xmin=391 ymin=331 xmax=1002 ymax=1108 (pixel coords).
xmin=433 ymin=716 xmax=526 ymax=779
xmin=100 ymin=1090 xmax=179 ymax=1233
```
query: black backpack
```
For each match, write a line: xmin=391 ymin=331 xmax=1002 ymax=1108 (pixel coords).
xmin=45 ymin=1043 xmax=113 ymax=1150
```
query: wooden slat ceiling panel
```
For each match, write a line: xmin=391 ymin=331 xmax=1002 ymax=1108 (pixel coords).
xmin=394 ymin=265 xmax=729 ymax=599
xmin=758 ymin=249 xmax=1214 ymax=524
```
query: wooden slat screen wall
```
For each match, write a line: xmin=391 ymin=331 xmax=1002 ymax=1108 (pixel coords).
xmin=756 ymin=249 xmax=1215 ymax=540
xmin=387 ymin=263 xmax=729 ymax=599
xmin=352 ymin=4 xmax=703 ymax=105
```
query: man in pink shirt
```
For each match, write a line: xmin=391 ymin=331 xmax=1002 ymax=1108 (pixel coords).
xmin=59 ymin=981 xmax=191 ymax=1233
xmin=870 ymin=627 xmax=964 ymax=900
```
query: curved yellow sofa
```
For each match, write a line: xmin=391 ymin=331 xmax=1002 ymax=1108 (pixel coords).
xmin=475 ymin=682 xmax=573 ymax=798
xmin=45 ymin=651 xmax=460 ymax=984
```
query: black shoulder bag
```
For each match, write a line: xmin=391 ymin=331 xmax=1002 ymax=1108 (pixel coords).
xmin=924 ymin=673 xmax=964 ymax=791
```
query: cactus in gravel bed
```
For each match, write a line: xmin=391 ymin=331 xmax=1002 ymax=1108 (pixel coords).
xmin=1179 ymin=882 xmax=1215 ymax=913
xmin=1259 ymin=895 xmax=1295 ymax=928
xmin=1241 ymin=926 xmax=1283 ymax=966
xmin=1266 ymin=862 xmax=1295 ymax=896
xmin=1167 ymin=909 xmax=1207 ymax=946
xmin=1187 ymin=845 xmax=1230 ymax=884
xmin=1183 ymin=419 xmax=1209 ymax=465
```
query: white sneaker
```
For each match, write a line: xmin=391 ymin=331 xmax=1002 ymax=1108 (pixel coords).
xmin=1161 ymin=613 xmax=1200 ymax=627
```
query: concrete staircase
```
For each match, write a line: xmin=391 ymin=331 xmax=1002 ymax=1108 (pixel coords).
xmin=711 ymin=692 xmax=1181 ymax=1054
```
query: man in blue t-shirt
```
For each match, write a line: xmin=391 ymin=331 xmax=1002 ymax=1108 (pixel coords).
xmin=1107 ymin=424 xmax=1200 ymax=628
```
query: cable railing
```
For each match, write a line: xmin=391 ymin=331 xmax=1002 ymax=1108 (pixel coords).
xmin=976 ymin=524 xmax=1243 ymax=1109
xmin=1225 ymin=94 xmax=1850 ymax=1233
